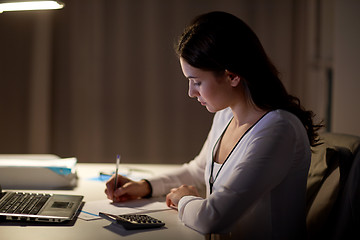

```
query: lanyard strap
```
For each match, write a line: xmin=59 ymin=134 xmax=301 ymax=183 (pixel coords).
xmin=209 ymin=111 xmax=270 ymax=194
xmin=209 ymin=118 xmax=233 ymax=194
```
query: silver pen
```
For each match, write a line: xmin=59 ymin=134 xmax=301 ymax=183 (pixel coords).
xmin=113 ymin=155 xmax=120 ymax=198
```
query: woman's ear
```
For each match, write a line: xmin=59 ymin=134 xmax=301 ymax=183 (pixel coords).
xmin=225 ymin=70 xmax=241 ymax=87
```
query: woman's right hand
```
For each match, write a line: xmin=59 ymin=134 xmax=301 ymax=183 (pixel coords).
xmin=105 ymin=175 xmax=151 ymax=202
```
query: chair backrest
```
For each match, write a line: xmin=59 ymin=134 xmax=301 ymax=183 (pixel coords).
xmin=306 ymin=132 xmax=360 ymax=239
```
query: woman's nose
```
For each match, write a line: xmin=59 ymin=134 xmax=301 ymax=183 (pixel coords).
xmin=188 ymin=82 xmax=198 ymax=98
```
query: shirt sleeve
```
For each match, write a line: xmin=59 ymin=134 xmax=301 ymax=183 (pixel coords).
xmin=148 ymin=137 xmax=209 ymax=197
xmin=177 ymin=118 xmax=302 ymax=233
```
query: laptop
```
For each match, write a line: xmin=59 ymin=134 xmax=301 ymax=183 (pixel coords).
xmin=0 ymin=184 xmax=83 ymax=222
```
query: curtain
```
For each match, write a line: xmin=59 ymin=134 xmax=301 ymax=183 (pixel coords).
xmin=0 ymin=0 xmax=327 ymax=163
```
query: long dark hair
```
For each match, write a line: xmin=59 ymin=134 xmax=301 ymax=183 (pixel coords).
xmin=176 ymin=11 xmax=322 ymax=147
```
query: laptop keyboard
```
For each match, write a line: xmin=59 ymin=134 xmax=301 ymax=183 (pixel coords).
xmin=0 ymin=192 xmax=51 ymax=215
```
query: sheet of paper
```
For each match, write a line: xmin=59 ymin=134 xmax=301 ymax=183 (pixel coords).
xmin=79 ymin=198 xmax=170 ymax=221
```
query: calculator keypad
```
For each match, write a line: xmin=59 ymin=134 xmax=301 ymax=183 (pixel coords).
xmin=116 ymin=214 xmax=165 ymax=230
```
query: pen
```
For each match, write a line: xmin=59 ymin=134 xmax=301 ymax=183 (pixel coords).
xmin=114 ymin=155 xmax=120 ymax=196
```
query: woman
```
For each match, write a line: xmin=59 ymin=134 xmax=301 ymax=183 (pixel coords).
xmin=105 ymin=11 xmax=322 ymax=239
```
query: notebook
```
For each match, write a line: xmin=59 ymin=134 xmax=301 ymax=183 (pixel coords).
xmin=0 ymin=184 xmax=83 ymax=222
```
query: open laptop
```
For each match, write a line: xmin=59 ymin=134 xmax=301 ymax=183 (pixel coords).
xmin=0 ymin=184 xmax=83 ymax=222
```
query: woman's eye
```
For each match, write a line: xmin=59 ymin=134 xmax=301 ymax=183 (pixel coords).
xmin=188 ymin=79 xmax=201 ymax=86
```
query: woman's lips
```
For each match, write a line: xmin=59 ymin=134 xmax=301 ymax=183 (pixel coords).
xmin=198 ymin=100 xmax=206 ymax=106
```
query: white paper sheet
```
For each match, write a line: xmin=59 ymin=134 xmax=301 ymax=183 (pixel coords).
xmin=79 ymin=198 xmax=170 ymax=220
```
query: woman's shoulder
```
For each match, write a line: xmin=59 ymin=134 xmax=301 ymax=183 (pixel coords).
xmin=257 ymin=109 xmax=307 ymax=139
xmin=264 ymin=109 xmax=303 ymax=127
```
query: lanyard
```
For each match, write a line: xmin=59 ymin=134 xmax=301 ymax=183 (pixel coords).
xmin=209 ymin=118 xmax=233 ymax=194
xmin=209 ymin=111 xmax=270 ymax=194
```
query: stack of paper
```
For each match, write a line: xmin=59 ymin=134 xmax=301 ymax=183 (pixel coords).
xmin=0 ymin=155 xmax=78 ymax=189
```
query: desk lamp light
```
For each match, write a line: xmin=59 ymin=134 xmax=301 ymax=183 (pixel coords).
xmin=0 ymin=0 xmax=64 ymax=13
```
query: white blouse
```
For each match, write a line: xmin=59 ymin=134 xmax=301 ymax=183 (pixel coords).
xmin=148 ymin=108 xmax=311 ymax=239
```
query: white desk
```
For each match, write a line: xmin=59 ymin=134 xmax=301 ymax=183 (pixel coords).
xmin=1 ymin=163 xmax=206 ymax=240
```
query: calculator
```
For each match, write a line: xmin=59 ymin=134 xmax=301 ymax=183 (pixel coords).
xmin=99 ymin=212 xmax=165 ymax=230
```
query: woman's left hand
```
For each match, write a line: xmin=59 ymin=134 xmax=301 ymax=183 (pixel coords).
xmin=166 ymin=184 xmax=200 ymax=209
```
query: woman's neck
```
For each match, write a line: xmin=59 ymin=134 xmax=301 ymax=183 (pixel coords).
xmin=230 ymin=102 xmax=266 ymax=128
